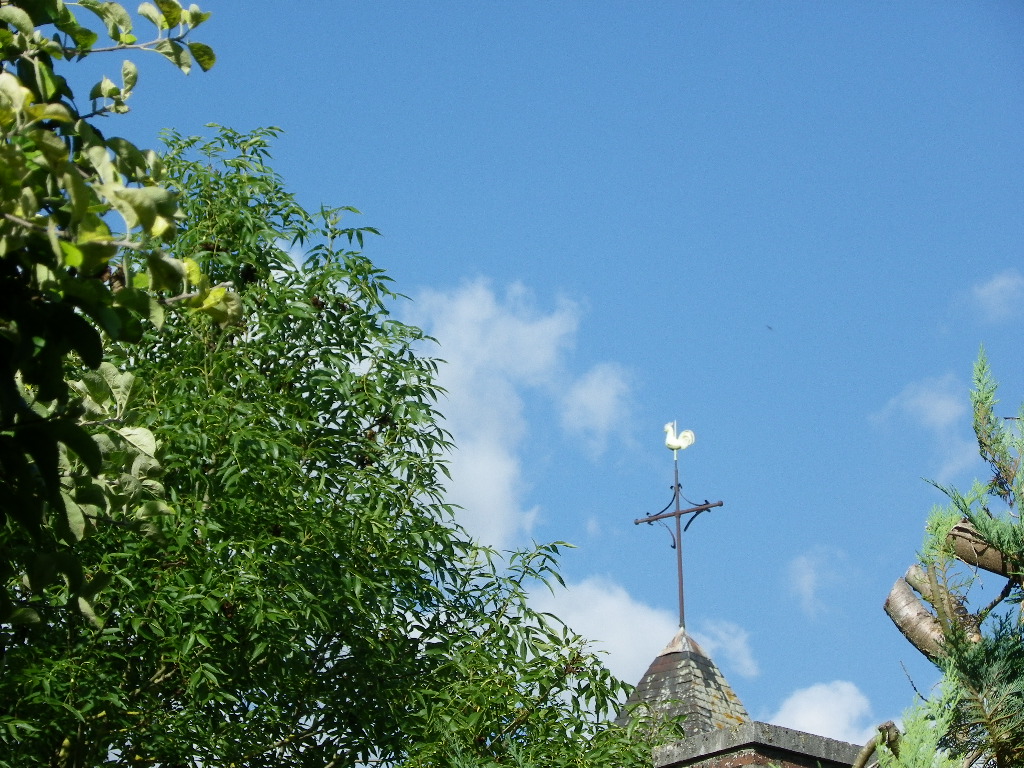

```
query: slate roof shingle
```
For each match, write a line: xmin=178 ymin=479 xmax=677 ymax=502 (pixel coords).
xmin=615 ymin=628 xmax=750 ymax=736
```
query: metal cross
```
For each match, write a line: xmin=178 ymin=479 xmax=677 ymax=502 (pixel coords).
xmin=634 ymin=424 xmax=723 ymax=629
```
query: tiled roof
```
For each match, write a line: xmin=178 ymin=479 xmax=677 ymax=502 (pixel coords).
xmin=615 ymin=627 xmax=750 ymax=736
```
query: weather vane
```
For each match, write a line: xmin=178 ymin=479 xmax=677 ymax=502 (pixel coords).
xmin=634 ymin=421 xmax=724 ymax=629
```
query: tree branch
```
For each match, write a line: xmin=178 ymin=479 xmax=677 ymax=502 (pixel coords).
xmin=236 ymin=726 xmax=330 ymax=763
xmin=948 ymin=520 xmax=1014 ymax=578
xmin=884 ymin=575 xmax=945 ymax=661
xmin=978 ymin=577 xmax=1017 ymax=623
xmin=2 ymin=212 xmax=144 ymax=251
xmin=851 ymin=721 xmax=900 ymax=768
xmin=67 ymin=32 xmax=196 ymax=57
xmin=162 ymin=282 xmax=235 ymax=304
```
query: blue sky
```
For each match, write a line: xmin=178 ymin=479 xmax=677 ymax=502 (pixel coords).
xmin=95 ymin=2 xmax=1022 ymax=744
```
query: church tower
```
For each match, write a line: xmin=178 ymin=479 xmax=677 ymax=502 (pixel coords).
xmin=620 ymin=423 xmax=861 ymax=768
xmin=618 ymin=625 xmax=860 ymax=768
xmin=618 ymin=423 xmax=748 ymax=736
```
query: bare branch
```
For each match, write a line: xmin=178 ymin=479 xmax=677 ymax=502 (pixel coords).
xmin=978 ymin=578 xmax=1016 ymax=623
xmin=884 ymin=575 xmax=945 ymax=662
xmin=948 ymin=520 xmax=1014 ymax=578
xmin=851 ymin=721 xmax=901 ymax=768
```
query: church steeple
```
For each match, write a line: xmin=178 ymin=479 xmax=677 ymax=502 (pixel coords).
xmin=614 ymin=627 xmax=749 ymax=733
xmin=622 ymin=424 xmax=862 ymax=768
xmin=617 ymin=422 xmax=747 ymax=736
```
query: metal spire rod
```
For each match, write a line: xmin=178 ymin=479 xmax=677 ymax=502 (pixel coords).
xmin=635 ymin=422 xmax=724 ymax=629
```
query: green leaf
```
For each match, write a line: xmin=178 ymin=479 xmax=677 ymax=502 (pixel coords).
xmin=136 ymin=499 xmax=173 ymax=518
xmin=27 ymin=102 xmax=74 ymax=123
xmin=27 ymin=127 xmax=69 ymax=171
xmin=29 ymin=59 xmax=62 ymax=101
xmin=97 ymin=76 xmax=119 ymax=99
xmin=154 ymin=38 xmax=190 ymax=73
xmin=187 ymin=42 xmax=215 ymax=71
xmin=62 ymin=169 xmax=92 ymax=223
xmin=98 ymin=361 xmax=134 ymax=413
xmin=76 ymin=596 xmax=103 ymax=628
xmin=108 ymin=137 xmax=149 ymax=178
xmin=116 ymin=427 xmax=157 ymax=457
xmin=183 ymin=256 xmax=202 ymax=286
xmin=0 ymin=71 xmax=32 ymax=114
xmin=64 ymin=22 xmax=99 ymax=50
xmin=186 ymin=5 xmax=212 ymax=28
xmin=122 ymin=60 xmax=138 ymax=91
xmin=79 ymin=369 xmax=112 ymax=410
xmin=146 ymin=251 xmax=187 ymax=292
xmin=75 ymin=214 xmax=111 ymax=248
xmin=113 ymin=287 xmax=165 ymax=329
xmin=84 ymin=145 xmax=118 ymax=186
xmin=62 ymin=491 xmax=88 ymax=541
xmin=137 ymin=2 xmax=166 ymax=29
xmin=60 ymin=240 xmax=85 ymax=269
xmin=80 ymin=0 xmax=132 ymax=40
xmin=7 ymin=607 xmax=41 ymax=626
xmin=0 ymin=6 xmax=34 ymax=35
xmin=194 ymin=288 xmax=242 ymax=327
xmin=109 ymin=186 xmax=177 ymax=233
xmin=154 ymin=0 xmax=182 ymax=27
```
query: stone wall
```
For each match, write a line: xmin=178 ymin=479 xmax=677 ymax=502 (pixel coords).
xmin=654 ymin=721 xmax=861 ymax=768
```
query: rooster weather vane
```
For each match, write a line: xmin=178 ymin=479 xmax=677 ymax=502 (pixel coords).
xmin=634 ymin=422 xmax=725 ymax=629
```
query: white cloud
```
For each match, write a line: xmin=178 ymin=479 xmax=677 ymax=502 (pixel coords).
xmin=529 ymin=576 xmax=678 ymax=686
xmin=872 ymin=374 xmax=977 ymax=483
xmin=788 ymin=554 xmax=823 ymax=617
xmin=445 ymin=436 xmax=540 ymax=548
xmin=972 ymin=269 xmax=1024 ymax=324
xmin=690 ymin=619 xmax=760 ymax=679
xmin=417 ymin=280 xmax=579 ymax=388
xmin=935 ymin=440 xmax=980 ymax=486
xmin=769 ymin=681 xmax=876 ymax=744
xmin=786 ymin=549 xmax=848 ymax=618
xmin=408 ymin=280 xmax=578 ymax=547
xmin=409 ymin=279 xmax=633 ymax=548
xmin=874 ymin=374 xmax=965 ymax=432
xmin=560 ymin=362 xmax=631 ymax=457
xmin=530 ymin=577 xmax=759 ymax=687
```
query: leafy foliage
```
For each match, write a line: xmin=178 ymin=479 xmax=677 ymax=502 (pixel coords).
xmin=0 ymin=0 xmax=216 ymax=629
xmin=875 ymin=689 xmax=958 ymax=768
xmin=1 ymin=126 xmax=671 ymax=767
xmin=401 ymin=544 xmax=660 ymax=768
xmin=888 ymin=351 xmax=1024 ymax=768
xmin=940 ymin=618 xmax=1024 ymax=768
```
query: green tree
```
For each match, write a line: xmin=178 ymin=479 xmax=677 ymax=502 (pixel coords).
xmin=885 ymin=352 xmax=1024 ymax=768
xmin=1 ymin=125 xmax=672 ymax=767
xmin=0 ymin=0 xmax=218 ymax=630
xmin=871 ymin=689 xmax=958 ymax=768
